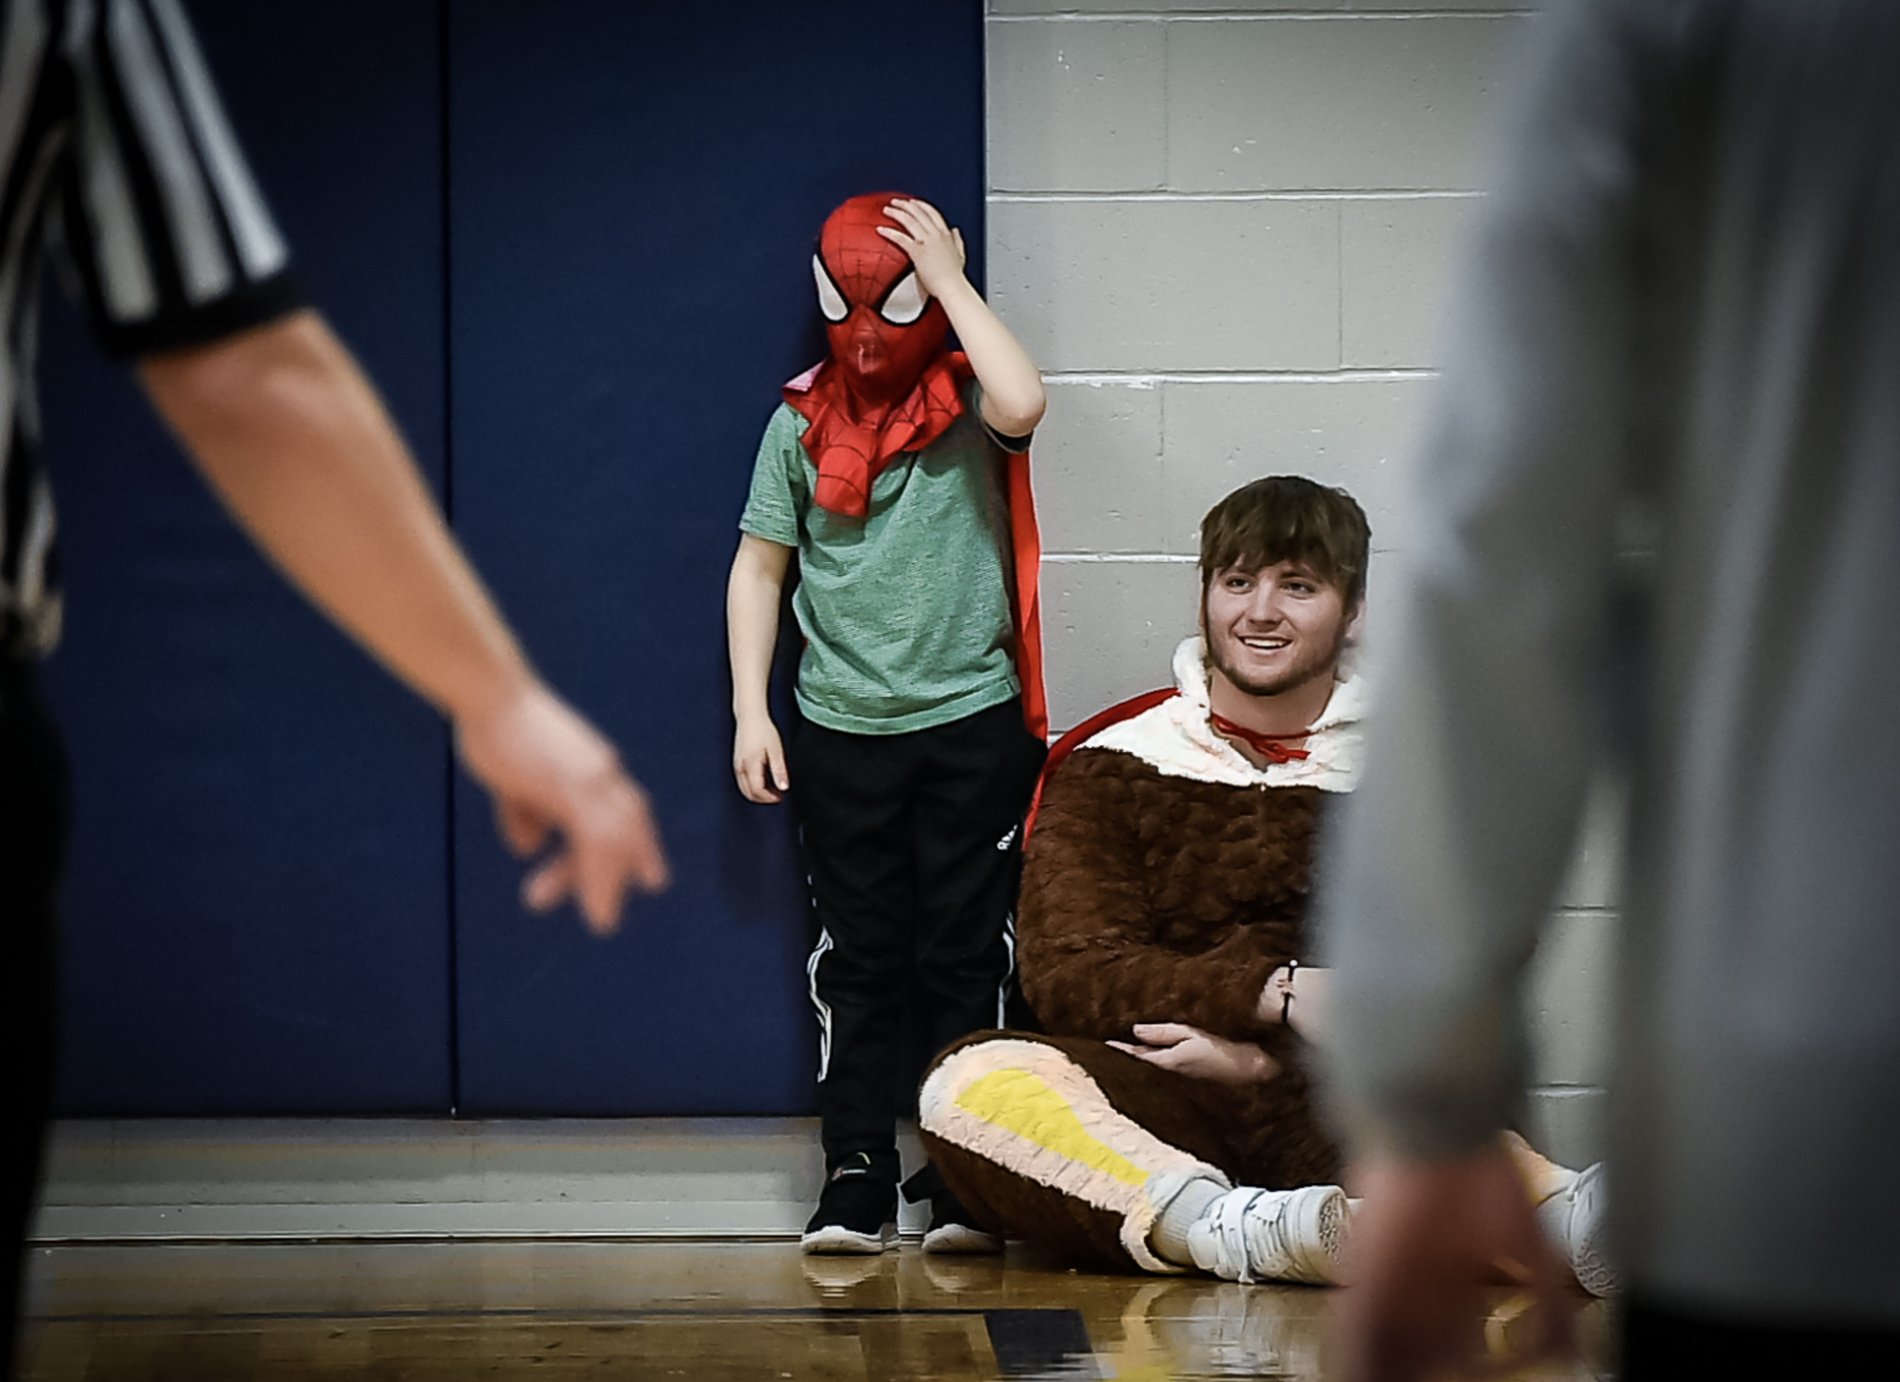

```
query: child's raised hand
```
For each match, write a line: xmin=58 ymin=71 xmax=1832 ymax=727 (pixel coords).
xmin=877 ymin=198 xmax=968 ymax=302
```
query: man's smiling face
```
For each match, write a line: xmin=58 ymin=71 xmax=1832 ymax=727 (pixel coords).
xmin=1202 ymin=559 xmax=1356 ymax=701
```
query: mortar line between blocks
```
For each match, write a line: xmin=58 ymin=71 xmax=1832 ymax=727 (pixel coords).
xmin=1044 ymin=369 xmax=1435 ymax=384
xmin=987 ymin=11 xmax=1532 ymax=24
xmin=990 ymin=190 xmax=1484 ymax=202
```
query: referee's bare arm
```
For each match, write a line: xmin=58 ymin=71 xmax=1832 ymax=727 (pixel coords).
xmin=136 ymin=307 xmax=669 ymax=932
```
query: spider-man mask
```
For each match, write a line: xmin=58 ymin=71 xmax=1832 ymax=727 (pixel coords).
xmin=813 ymin=194 xmax=950 ymax=406
xmin=784 ymin=192 xmax=972 ymax=517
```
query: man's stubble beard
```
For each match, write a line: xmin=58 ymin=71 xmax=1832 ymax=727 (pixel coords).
xmin=1203 ymin=611 xmax=1349 ymax=703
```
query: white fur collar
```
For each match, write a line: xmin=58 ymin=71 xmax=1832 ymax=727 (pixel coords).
xmin=1082 ymin=637 xmax=1366 ymax=792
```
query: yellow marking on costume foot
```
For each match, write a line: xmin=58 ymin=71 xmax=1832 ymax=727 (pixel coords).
xmin=954 ymin=1068 xmax=1148 ymax=1186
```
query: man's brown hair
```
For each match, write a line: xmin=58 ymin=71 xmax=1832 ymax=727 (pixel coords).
xmin=1198 ymin=476 xmax=1371 ymax=606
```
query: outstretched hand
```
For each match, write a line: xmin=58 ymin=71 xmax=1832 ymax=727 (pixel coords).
xmin=1334 ymin=1146 xmax=1577 ymax=1382
xmin=877 ymin=198 xmax=968 ymax=302
xmin=1108 ymin=1022 xmax=1280 ymax=1085
xmin=456 ymin=682 xmax=670 ymax=935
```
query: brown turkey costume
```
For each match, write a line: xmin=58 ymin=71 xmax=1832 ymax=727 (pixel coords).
xmin=918 ymin=636 xmax=1365 ymax=1271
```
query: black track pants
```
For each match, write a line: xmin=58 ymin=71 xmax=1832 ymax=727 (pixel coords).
xmin=789 ymin=697 xmax=1046 ymax=1167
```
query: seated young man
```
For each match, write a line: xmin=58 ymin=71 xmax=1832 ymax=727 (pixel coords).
xmin=917 ymin=476 xmax=1611 ymax=1292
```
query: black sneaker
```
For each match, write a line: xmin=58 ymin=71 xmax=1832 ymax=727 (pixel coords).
xmin=922 ymin=1189 xmax=1003 ymax=1255
xmin=801 ymin=1153 xmax=898 ymax=1255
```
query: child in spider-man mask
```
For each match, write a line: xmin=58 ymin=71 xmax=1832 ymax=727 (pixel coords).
xmin=727 ymin=194 xmax=1049 ymax=1254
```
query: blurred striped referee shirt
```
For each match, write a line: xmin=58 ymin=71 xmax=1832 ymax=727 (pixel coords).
xmin=1 ymin=0 xmax=299 ymax=659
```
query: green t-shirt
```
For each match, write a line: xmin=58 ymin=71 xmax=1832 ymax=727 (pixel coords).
xmin=739 ymin=390 xmax=1025 ymax=734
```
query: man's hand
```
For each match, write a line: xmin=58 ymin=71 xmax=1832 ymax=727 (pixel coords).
xmin=456 ymin=682 xmax=670 ymax=936
xmin=1107 ymin=1022 xmax=1280 ymax=1085
xmin=1334 ymin=1145 xmax=1577 ymax=1382
xmin=877 ymin=197 xmax=968 ymax=302
xmin=733 ymin=713 xmax=789 ymax=804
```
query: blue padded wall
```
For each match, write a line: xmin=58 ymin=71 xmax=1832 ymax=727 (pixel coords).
xmin=36 ymin=0 xmax=986 ymax=1117
xmin=40 ymin=0 xmax=453 ymax=1113
xmin=445 ymin=0 xmax=987 ymax=1113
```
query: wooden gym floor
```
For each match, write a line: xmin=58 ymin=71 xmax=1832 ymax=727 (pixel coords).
xmin=21 ymin=1120 xmax=1617 ymax=1379
xmin=19 ymin=1238 xmax=1618 ymax=1380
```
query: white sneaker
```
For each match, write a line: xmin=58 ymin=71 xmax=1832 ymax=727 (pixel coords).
xmin=1536 ymin=1161 xmax=1617 ymax=1297
xmin=1186 ymin=1185 xmax=1349 ymax=1285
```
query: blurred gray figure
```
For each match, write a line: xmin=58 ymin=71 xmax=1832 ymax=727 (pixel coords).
xmin=1318 ymin=1 xmax=1900 ymax=1377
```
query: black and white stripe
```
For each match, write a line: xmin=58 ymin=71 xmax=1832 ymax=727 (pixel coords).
xmin=806 ymin=926 xmax=835 ymax=1083
xmin=0 ymin=0 xmax=298 ymax=657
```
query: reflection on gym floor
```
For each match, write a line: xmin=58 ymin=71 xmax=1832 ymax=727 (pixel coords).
xmin=21 ymin=1238 xmax=1617 ymax=1380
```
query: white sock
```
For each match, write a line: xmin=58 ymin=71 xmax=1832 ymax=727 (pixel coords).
xmin=1149 ymin=1175 xmax=1229 ymax=1266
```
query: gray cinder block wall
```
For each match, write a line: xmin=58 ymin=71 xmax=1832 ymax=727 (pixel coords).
xmin=985 ymin=0 xmax=1615 ymax=1165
